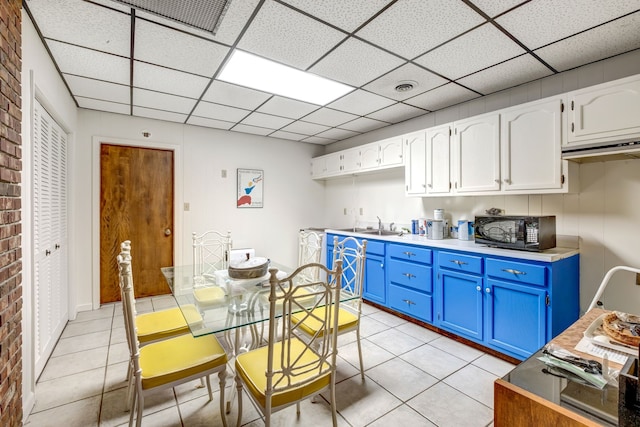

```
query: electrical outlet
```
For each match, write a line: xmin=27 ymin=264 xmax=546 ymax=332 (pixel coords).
xmin=184 ymin=202 xmax=190 ymax=211
xmin=221 ymin=169 xmax=227 ymax=178
xmin=343 ymin=208 xmax=347 ymax=215
xmin=359 ymin=207 xmax=363 ymax=215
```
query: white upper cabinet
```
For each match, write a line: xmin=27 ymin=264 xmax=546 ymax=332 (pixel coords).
xmin=501 ymin=98 xmax=564 ymax=192
xmin=426 ymin=124 xmax=452 ymax=195
xmin=378 ymin=137 xmax=404 ymax=168
xmin=310 ymin=152 xmax=342 ymax=178
xmin=359 ymin=143 xmax=379 ymax=170
xmin=341 ymin=147 xmax=361 ymax=173
xmin=453 ymin=113 xmax=500 ymax=193
xmin=567 ymin=74 xmax=640 ymax=147
xmin=404 ymin=131 xmax=427 ymax=195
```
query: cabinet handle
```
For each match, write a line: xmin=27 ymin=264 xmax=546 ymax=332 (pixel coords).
xmin=450 ymin=259 xmax=468 ymax=266
xmin=403 ymin=251 xmax=416 ymax=257
xmin=45 ymin=250 xmax=51 ymax=256
xmin=422 ymin=184 xmax=426 ymax=188
xmin=402 ymin=299 xmax=416 ymax=306
xmin=502 ymin=268 xmax=526 ymax=275
xmin=485 ymin=288 xmax=491 ymax=293
xmin=494 ymin=179 xmax=500 ymax=184
xmin=503 ymin=179 xmax=511 ymax=185
xmin=55 ymin=244 xmax=60 ymax=249
xmin=476 ymin=286 xmax=481 ymax=291
xmin=403 ymin=273 xmax=416 ymax=279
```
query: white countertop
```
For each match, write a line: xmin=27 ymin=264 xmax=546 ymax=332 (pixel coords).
xmin=324 ymin=229 xmax=579 ymax=262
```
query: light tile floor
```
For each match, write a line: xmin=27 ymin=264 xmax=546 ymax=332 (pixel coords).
xmin=25 ymin=296 xmax=514 ymax=426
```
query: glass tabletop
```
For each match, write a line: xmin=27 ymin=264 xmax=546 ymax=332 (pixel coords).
xmin=161 ymin=262 xmax=357 ymax=339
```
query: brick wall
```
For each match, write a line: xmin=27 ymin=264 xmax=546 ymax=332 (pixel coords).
xmin=0 ymin=0 xmax=23 ymax=426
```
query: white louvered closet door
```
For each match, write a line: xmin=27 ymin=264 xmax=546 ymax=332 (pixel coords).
xmin=33 ymin=99 xmax=69 ymax=377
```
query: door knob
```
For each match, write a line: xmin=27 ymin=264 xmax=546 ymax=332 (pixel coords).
xmin=164 ymin=228 xmax=172 ymax=236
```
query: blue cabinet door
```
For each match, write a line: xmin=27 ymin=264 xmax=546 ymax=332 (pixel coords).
xmin=363 ymin=253 xmax=385 ymax=304
xmin=485 ymin=278 xmax=547 ymax=359
xmin=438 ymin=270 xmax=484 ymax=340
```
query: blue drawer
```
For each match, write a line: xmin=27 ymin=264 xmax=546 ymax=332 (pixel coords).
xmin=437 ymin=251 xmax=483 ymax=275
xmin=486 ymin=258 xmax=546 ymax=287
xmin=388 ymin=244 xmax=432 ymax=264
xmin=388 ymin=259 xmax=432 ymax=293
xmin=361 ymin=239 xmax=385 ymax=256
xmin=388 ymin=284 xmax=433 ymax=323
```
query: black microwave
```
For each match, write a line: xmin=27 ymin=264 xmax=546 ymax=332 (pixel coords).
xmin=474 ymin=215 xmax=556 ymax=252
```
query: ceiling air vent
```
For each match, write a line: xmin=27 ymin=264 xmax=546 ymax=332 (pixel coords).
xmin=111 ymin=0 xmax=232 ymax=34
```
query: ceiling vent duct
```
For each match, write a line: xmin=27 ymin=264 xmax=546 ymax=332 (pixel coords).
xmin=111 ymin=0 xmax=232 ymax=34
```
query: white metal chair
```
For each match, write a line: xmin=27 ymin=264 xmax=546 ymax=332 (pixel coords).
xmin=192 ymin=230 xmax=232 ymax=280
xmin=587 ymin=265 xmax=640 ymax=311
xmin=292 ymin=235 xmax=368 ymax=380
xmin=296 ymin=230 xmax=324 ymax=284
xmin=118 ymin=253 xmax=229 ymax=427
xmin=233 ymin=261 xmax=343 ymax=427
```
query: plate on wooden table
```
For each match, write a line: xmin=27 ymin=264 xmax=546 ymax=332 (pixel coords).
xmin=583 ymin=313 xmax=639 ymax=356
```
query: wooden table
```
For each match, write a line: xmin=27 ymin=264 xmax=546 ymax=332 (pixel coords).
xmin=494 ymin=309 xmax=624 ymax=427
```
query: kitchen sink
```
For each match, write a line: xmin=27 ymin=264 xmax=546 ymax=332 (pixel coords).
xmin=332 ymin=228 xmax=401 ymax=236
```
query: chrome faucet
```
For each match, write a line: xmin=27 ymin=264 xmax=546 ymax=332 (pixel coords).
xmin=377 ymin=216 xmax=383 ymax=231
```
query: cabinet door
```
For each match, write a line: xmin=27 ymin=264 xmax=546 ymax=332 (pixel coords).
xmin=324 ymin=153 xmax=342 ymax=177
xmin=426 ymin=124 xmax=452 ymax=194
xmin=568 ymin=75 xmax=640 ymax=145
xmin=437 ymin=270 xmax=483 ymax=340
xmin=486 ymin=279 xmax=547 ymax=359
xmin=501 ymin=98 xmax=563 ymax=191
xmin=404 ymin=131 xmax=427 ymax=195
xmin=379 ymin=137 xmax=404 ymax=167
xmin=310 ymin=156 xmax=326 ymax=178
xmin=363 ymin=253 xmax=385 ymax=304
xmin=454 ymin=113 xmax=500 ymax=193
xmin=341 ymin=148 xmax=361 ymax=173
xmin=359 ymin=143 xmax=379 ymax=170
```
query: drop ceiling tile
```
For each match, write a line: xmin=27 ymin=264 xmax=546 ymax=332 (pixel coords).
xmin=202 ymin=81 xmax=271 ymax=110
xmin=240 ymin=112 xmax=294 ymax=129
xmin=281 ymin=121 xmax=329 ymax=135
xmin=414 ymin=23 xmax=526 ymax=80
xmin=232 ymin=124 xmax=273 ymax=136
xmin=191 ymin=101 xmax=250 ymax=122
xmin=535 ymin=12 xmax=640 ymax=72
xmin=496 ymin=0 xmax=640 ymax=50
xmin=301 ymin=135 xmax=337 ymax=145
xmin=328 ymin=90 xmax=395 ymax=116
xmin=471 ymin=0 xmax=526 ymax=18
xmin=132 ymin=89 xmax=197 ymax=114
xmin=405 ymin=83 xmax=479 ymax=111
xmin=280 ymin=0 xmax=392 ymax=32
xmin=186 ymin=116 xmax=234 ymax=130
xmin=64 ymin=74 xmax=130 ymax=104
xmin=76 ymin=97 xmax=130 ymax=115
xmin=309 ymin=38 xmax=405 ymax=87
xmin=134 ymin=19 xmax=229 ymax=77
xmin=339 ymin=117 xmax=388 ymax=133
xmin=133 ymin=61 xmax=210 ymax=98
xmin=316 ymin=128 xmax=360 ymax=140
xmin=366 ymin=103 xmax=429 ymax=123
xmin=211 ymin=0 xmax=261 ymax=45
xmin=302 ymin=108 xmax=358 ymax=127
xmin=132 ymin=106 xmax=187 ymax=123
xmin=85 ymin=0 xmax=132 ymax=13
xmin=364 ymin=63 xmax=448 ymax=101
xmin=257 ymin=97 xmax=319 ymax=119
xmin=270 ymin=130 xmax=307 ymax=141
xmin=237 ymin=0 xmax=345 ymax=69
xmin=356 ymin=0 xmax=485 ymax=59
xmin=456 ymin=55 xmax=553 ymax=94
xmin=27 ymin=0 xmax=131 ymax=56
xmin=48 ymin=41 xmax=130 ymax=85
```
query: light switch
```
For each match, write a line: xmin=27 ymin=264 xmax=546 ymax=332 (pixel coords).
xmin=221 ymin=169 xmax=227 ymax=178
xmin=343 ymin=208 xmax=347 ymax=215
xmin=359 ymin=208 xmax=363 ymax=215
xmin=184 ymin=202 xmax=190 ymax=211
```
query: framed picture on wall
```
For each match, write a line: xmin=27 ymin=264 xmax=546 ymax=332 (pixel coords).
xmin=237 ymin=168 xmax=264 ymax=208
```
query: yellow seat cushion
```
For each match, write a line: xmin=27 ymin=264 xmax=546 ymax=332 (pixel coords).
xmin=235 ymin=337 xmax=331 ymax=408
xmin=136 ymin=305 xmax=202 ymax=344
xmin=139 ymin=333 xmax=227 ymax=389
xmin=291 ymin=306 xmax=358 ymax=338
xmin=193 ymin=286 xmax=226 ymax=308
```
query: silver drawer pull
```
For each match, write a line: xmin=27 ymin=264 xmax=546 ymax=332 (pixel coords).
xmin=402 ymin=299 xmax=416 ymax=306
xmin=502 ymin=268 xmax=526 ymax=275
xmin=450 ymin=259 xmax=468 ymax=266
xmin=403 ymin=251 xmax=416 ymax=257
xmin=403 ymin=273 xmax=416 ymax=279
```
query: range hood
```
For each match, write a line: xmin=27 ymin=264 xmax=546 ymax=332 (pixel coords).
xmin=562 ymin=139 xmax=640 ymax=163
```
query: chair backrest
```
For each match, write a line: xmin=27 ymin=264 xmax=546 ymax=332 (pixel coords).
xmin=192 ymin=230 xmax=232 ymax=278
xmin=118 ymin=252 xmax=142 ymax=377
xmin=297 ymin=230 xmax=324 ymax=284
xmin=265 ymin=261 xmax=343 ymax=402
xmin=331 ymin=236 xmax=367 ymax=300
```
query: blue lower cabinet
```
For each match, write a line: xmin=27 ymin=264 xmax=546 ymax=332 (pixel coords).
xmin=364 ymin=252 xmax=385 ymax=304
xmin=437 ymin=270 xmax=484 ymax=340
xmin=486 ymin=279 xmax=546 ymax=359
xmin=388 ymin=284 xmax=433 ymax=322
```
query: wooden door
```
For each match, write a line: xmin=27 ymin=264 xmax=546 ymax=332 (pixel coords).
xmin=100 ymin=144 xmax=174 ymax=303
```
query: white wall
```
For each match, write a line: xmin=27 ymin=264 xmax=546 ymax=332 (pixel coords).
xmin=75 ymin=110 xmax=326 ymax=309
xmin=322 ymin=49 xmax=640 ymax=315
xmin=21 ymin=11 xmax=79 ymax=418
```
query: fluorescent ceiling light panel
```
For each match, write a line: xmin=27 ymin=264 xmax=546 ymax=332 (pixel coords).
xmin=218 ymin=50 xmax=354 ymax=105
